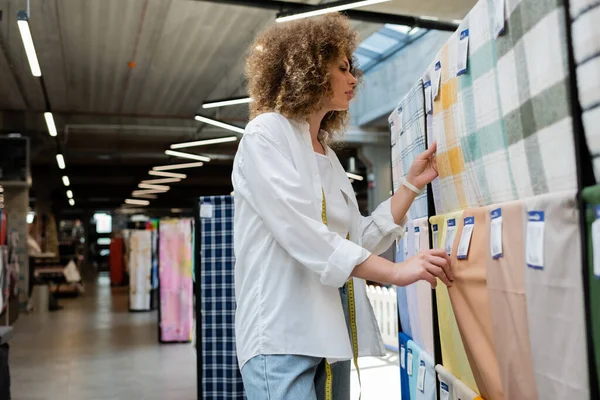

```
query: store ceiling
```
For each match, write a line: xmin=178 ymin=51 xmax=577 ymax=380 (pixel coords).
xmin=0 ymin=0 xmax=473 ymax=214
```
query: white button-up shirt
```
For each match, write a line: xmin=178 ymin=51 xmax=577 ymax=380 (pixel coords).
xmin=232 ymin=112 xmax=407 ymax=368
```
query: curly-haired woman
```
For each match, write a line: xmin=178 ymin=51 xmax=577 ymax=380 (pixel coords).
xmin=232 ymin=13 xmax=453 ymax=400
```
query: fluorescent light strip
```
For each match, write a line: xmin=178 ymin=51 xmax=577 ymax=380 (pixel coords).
xmin=346 ymin=172 xmax=364 ymax=181
xmin=138 ymin=183 xmax=170 ymax=191
xmin=170 ymin=136 xmax=238 ymax=149
xmin=276 ymin=0 xmax=391 ymax=23
xmin=202 ymin=97 xmax=252 ymax=109
xmin=44 ymin=112 xmax=57 ymax=137
xmin=125 ymin=199 xmax=150 ymax=206
xmin=66 ymin=190 xmax=73 ymax=199
xmin=132 ymin=194 xmax=158 ymax=200
xmin=68 ymin=199 xmax=75 ymax=206
xmin=132 ymin=189 xmax=167 ymax=196
xmin=420 ymin=15 xmax=440 ymax=21
xmin=148 ymin=171 xmax=187 ymax=179
xmin=194 ymin=115 xmax=245 ymax=134
xmin=62 ymin=176 xmax=70 ymax=186
xmin=56 ymin=154 xmax=66 ymax=170
xmin=17 ymin=16 xmax=42 ymax=77
xmin=153 ymin=162 xmax=204 ymax=171
xmin=141 ymin=178 xmax=181 ymax=185
xmin=165 ymin=150 xmax=211 ymax=162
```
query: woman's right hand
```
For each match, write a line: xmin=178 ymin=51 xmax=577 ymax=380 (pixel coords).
xmin=393 ymin=249 xmax=454 ymax=288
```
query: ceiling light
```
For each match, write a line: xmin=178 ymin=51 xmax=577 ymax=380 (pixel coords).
xmin=420 ymin=15 xmax=440 ymax=21
xmin=408 ymin=27 xmax=421 ymax=36
xmin=194 ymin=115 xmax=245 ymax=134
xmin=132 ymin=194 xmax=158 ymax=200
xmin=56 ymin=154 xmax=66 ymax=170
xmin=165 ymin=150 xmax=211 ymax=162
xmin=141 ymin=178 xmax=181 ymax=185
xmin=148 ymin=171 xmax=187 ymax=179
xmin=202 ymin=97 xmax=253 ymax=109
xmin=132 ymin=189 xmax=167 ymax=196
xmin=170 ymin=136 xmax=238 ymax=149
xmin=62 ymin=176 xmax=70 ymax=186
xmin=44 ymin=112 xmax=57 ymax=136
xmin=125 ymin=199 xmax=150 ymax=206
xmin=16 ymin=11 xmax=41 ymax=77
xmin=66 ymin=190 xmax=73 ymax=199
xmin=153 ymin=162 xmax=204 ymax=171
xmin=346 ymin=172 xmax=364 ymax=181
xmin=171 ymin=208 xmax=183 ymax=213
xmin=69 ymin=199 xmax=75 ymax=206
xmin=452 ymin=19 xmax=463 ymax=24
xmin=138 ymin=183 xmax=170 ymax=191
xmin=276 ymin=0 xmax=392 ymax=23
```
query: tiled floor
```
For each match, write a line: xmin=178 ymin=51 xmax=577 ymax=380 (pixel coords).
xmin=9 ymin=274 xmax=399 ymax=399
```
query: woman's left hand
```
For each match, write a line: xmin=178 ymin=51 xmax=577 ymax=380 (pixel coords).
xmin=405 ymin=142 xmax=438 ymax=190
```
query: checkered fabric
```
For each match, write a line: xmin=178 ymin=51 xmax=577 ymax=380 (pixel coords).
xmin=389 ymin=80 xmax=429 ymax=220
xmin=199 ymin=196 xmax=245 ymax=399
xmin=570 ymin=0 xmax=600 ymax=180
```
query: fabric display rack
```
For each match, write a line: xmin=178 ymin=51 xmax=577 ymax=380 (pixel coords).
xmin=158 ymin=217 xmax=194 ymax=343
xmin=390 ymin=0 xmax=600 ymax=398
xmin=194 ymin=196 xmax=245 ymax=400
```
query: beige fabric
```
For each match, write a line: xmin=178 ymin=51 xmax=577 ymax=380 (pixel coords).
xmin=485 ymin=201 xmax=537 ymax=399
xmin=448 ymin=208 xmax=504 ymax=400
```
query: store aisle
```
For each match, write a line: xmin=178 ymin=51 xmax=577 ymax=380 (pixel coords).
xmin=10 ymin=274 xmax=196 ymax=400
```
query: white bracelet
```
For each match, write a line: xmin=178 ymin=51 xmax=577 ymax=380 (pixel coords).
xmin=402 ymin=179 xmax=423 ymax=195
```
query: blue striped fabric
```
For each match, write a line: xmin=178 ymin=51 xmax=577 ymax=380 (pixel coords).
xmin=199 ymin=196 xmax=245 ymax=399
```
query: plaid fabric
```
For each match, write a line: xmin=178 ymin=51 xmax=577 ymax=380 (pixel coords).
xmin=389 ymin=80 xmax=428 ymax=220
xmin=199 ymin=196 xmax=245 ymax=399
xmin=570 ymin=0 xmax=600 ymax=180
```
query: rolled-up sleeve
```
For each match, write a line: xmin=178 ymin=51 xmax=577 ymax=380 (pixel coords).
xmin=360 ymin=198 xmax=408 ymax=255
xmin=233 ymin=128 xmax=370 ymax=288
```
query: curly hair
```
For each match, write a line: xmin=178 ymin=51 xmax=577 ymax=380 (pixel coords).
xmin=246 ymin=13 xmax=361 ymax=140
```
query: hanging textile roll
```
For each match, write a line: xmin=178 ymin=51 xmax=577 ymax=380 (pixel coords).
xmin=430 ymin=212 xmax=478 ymax=394
xmin=484 ymin=200 xmax=537 ymax=399
xmin=454 ymin=379 xmax=484 ymax=400
xmin=407 ymin=339 xmax=422 ymax=399
xmin=448 ymin=208 xmax=504 ymax=400
xmin=413 ymin=217 xmax=434 ymax=357
xmin=399 ymin=332 xmax=412 ymax=400
xmin=416 ymin=350 xmax=436 ymax=400
xmin=405 ymin=220 xmax=423 ymax=347
xmin=396 ymin=231 xmax=413 ymax=340
xmin=524 ymin=191 xmax=589 ymax=399
xmin=128 ymin=230 xmax=152 ymax=311
xmin=435 ymin=364 xmax=457 ymax=400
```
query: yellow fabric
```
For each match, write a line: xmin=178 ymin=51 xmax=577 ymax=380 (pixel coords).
xmin=430 ymin=212 xmax=479 ymax=395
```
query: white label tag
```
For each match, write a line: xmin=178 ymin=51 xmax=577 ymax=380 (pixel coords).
xmin=432 ymin=224 xmax=439 ymax=249
xmin=403 ymin=227 xmax=409 ymax=256
xmin=424 ymin=80 xmax=433 ymax=114
xmin=445 ymin=219 xmax=457 ymax=256
xmin=398 ymin=106 xmax=404 ymax=134
xmin=414 ymin=226 xmax=421 ymax=254
xmin=400 ymin=345 xmax=406 ymax=369
xmin=490 ymin=208 xmax=503 ymax=259
xmin=433 ymin=61 xmax=442 ymax=99
xmin=457 ymin=29 xmax=469 ymax=76
xmin=440 ymin=381 xmax=450 ymax=400
xmin=457 ymin=216 xmax=474 ymax=259
xmin=592 ymin=206 xmax=600 ymax=277
xmin=417 ymin=360 xmax=426 ymax=392
xmin=526 ymin=211 xmax=545 ymax=270
xmin=494 ymin=0 xmax=506 ymax=37
xmin=200 ymin=203 xmax=214 ymax=218
xmin=407 ymin=349 xmax=413 ymax=376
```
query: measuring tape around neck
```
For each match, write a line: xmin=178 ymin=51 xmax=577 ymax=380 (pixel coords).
xmin=321 ymin=189 xmax=361 ymax=400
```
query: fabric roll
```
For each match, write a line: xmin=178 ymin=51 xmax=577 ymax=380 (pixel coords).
xmin=413 ymin=217 xmax=434 ymax=357
xmin=399 ymin=332 xmax=412 ymax=400
xmin=416 ymin=350 xmax=436 ymax=400
xmin=435 ymin=364 xmax=457 ymax=400
xmin=455 ymin=379 xmax=483 ymax=400
xmin=396 ymin=232 xmax=413 ymax=339
xmin=430 ymin=213 xmax=478 ymax=393
xmin=582 ymin=185 xmax=600 ymax=389
xmin=569 ymin=0 xmax=600 ymax=181
xmin=524 ymin=191 xmax=589 ymax=399
xmin=448 ymin=208 xmax=504 ymax=400
xmin=484 ymin=201 xmax=537 ymax=399
xmin=405 ymin=220 xmax=423 ymax=348
xmin=128 ymin=230 xmax=152 ymax=311
xmin=407 ymin=340 xmax=422 ymax=399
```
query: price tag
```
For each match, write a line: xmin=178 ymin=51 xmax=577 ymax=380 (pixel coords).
xmin=432 ymin=224 xmax=439 ymax=249
xmin=433 ymin=61 xmax=442 ymax=99
xmin=414 ymin=226 xmax=421 ymax=254
xmin=457 ymin=216 xmax=474 ymax=259
xmin=424 ymin=80 xmax=433 ymax=114
xmin=400 ymin=344 xmax=406 ymax=369
xmin=445 ymin=219 xmax=457 ymax=256
xmin=457 ymin=29 xmax=470 ymax=76
xmin=526 ymin=211 xmax=545 ymax=270
xmin=490 ymin=208 xmax=503 ymax=259
xmin=200 ymin=203 xmax=214 ymax=218
xmin=403 ymin=227 xmax=409 ymax=256
xmin=440 ymin=381 xmax=450 ymax=400
xmin=494 ymin=0 xmax=506 ymax=37
xmin=407 ymin=349 xmax=413 ymax=376
xmin=417 ymin=360 xmax=426 ymax=392
xmin=592 ymin=206 xmax=600 ymax=277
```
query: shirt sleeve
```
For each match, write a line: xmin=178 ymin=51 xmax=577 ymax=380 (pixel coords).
xmin=359 ymin=198 xmax=408 ymax=255
xmin=233 ymin=128 xmax=371 ymax=288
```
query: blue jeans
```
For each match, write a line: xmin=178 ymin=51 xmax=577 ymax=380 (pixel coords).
xmin=241 ymin=286 xmax=352 ymax=400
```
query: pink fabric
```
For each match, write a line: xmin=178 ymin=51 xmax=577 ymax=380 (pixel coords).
xmin=159 ymin=218 xmax=194 ymax=342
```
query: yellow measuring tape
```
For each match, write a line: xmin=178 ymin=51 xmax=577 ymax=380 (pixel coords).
xmin=322 ymin=189 xmax=361 ymax=400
